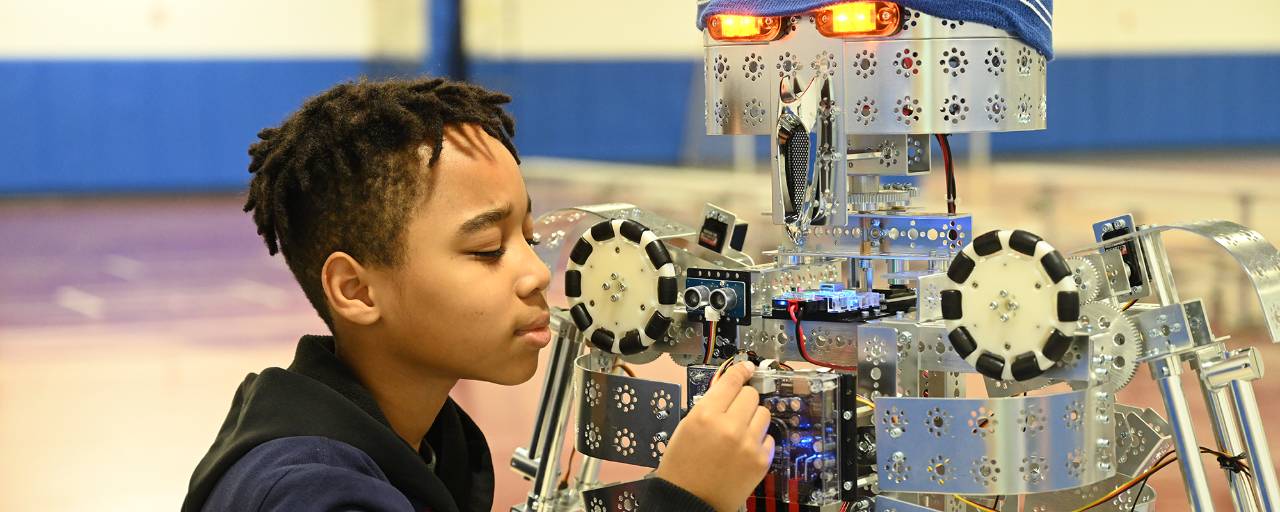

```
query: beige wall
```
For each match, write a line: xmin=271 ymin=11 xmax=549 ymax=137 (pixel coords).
xmin=465 ymin=0 xmax=1280 ymax=59
xmin=0 ymin=0 xmax=425 ymax=59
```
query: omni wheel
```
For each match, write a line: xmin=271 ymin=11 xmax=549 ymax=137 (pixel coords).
xmin=940 ymin=229 xmax=1083 ymax=381
xmin=564 ymin=219 xmax=677 ymax=355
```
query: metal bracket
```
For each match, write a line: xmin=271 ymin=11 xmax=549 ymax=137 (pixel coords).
xmin=1074 ymin=219 xmax=1280 ymax=342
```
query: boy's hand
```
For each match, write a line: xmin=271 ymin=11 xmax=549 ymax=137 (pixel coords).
xmin=655 ymin=361 xmax=773 ymax=512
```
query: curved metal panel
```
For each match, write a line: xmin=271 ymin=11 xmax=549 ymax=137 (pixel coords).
xmin=874 ymin=388 xmax=1117 ymax=494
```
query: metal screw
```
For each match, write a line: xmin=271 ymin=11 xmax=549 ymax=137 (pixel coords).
xmin=843 ymin=481 xmax=853 ymax=491
xmin=857 ymin=438 xmax=875 ymax=458
xmin=989 ymin=301 xmax=999 ymax=310
xmin=656 ymin=411 xmax=668 ymax=420
xmin=843 ymin=411 xmax=853 ymax=420
xmin=655 ymin=431 xmax=669 ymax=442
xmin=610 ymin=294 xmax=620 ymax=302
xmin=1009 ymin=300 xmax=1019 ymax=310
xmin=999 ymin=289 xmax=1009 ymax=297
xmin=1000 ymin=314 xmax=1009 ymax=322
xmin=603 ymin=282 xmax=611 ymax=290
xmin=611 ymin=273 xmax=619 ymax=280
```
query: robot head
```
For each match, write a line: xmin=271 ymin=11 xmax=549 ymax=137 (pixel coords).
xmin=698 ymin=1 xmax=1050 ymax=234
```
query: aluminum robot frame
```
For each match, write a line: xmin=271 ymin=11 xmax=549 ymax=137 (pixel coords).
xmin=510 ymin=4 xmax=1280 ymax=512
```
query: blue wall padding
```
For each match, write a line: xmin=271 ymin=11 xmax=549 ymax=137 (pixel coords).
xmin=0 ymin=60 xmax=366 ymax=195
xmin=468 ymin=59 xmax=698 ymax=163
xmin=1 ymin=53 xmax=1277 ymax=194
xmin=470 ymin=54 xmax=1280 ymax=164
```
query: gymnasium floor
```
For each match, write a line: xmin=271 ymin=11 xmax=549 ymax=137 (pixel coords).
xmin=2 ymin=152 xmax=1278 ymax=511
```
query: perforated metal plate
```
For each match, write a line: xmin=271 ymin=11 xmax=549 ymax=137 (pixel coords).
xmin=790 ymin=213 xmax=973 ymax=258
xmin=574 ymin=355 xmax=682 ymax=468
xmin=580 ymin=480 xmax=648 ymax=512
xmin=704 ymin=11 xmax=1047 ymax=136
xmin=874 ymin=388 xmax=1116 ymax=494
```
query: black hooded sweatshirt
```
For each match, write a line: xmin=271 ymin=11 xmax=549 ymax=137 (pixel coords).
xmin=182 ymin=335 xmax=714 ymax=512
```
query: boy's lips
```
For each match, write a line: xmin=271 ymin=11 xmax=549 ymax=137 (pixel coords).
xmin=515 ymin=312 xmax=552 ymax=347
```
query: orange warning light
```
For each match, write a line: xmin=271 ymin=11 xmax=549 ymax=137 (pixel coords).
xmin=816 ymin=2 xmax=900 ymax=38
xmin=706 ymin=14 xmax=783 ymax=41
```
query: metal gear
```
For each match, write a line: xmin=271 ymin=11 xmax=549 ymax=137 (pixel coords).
xmin=847 ymin=185 xmax=920 ymax=212
xmin=1068 ymin=257 xmax=1103 ymax=303
xmin=1075 ymin=301 xmax=1143 ymax=391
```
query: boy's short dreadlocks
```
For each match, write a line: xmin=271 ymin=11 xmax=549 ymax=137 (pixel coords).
xmin=244 ymin=77 xmax=519 ymax=328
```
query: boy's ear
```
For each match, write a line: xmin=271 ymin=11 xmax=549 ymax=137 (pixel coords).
xmin=321 ymin=252 xmax=381 ymax=326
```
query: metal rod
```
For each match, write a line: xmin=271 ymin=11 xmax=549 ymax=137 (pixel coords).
xmin=1199 ymin=379 xmax=1260 ymax=512
xmin=573 ymin=455 xmax=602 ymax=493
xmin=1139 ymin=231 xmax=1180 ymax=306
xmin=1229 ymin=380 xmax=1280 ymax=511
xmin=1153 ymin=358 xmax=1216 ymax=510
xmin=522 ymin=320 xmax=583 ymax=510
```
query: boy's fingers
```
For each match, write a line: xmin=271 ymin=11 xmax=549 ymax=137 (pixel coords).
xmin=748 ymin=406 xmax=771 ymax=442
xmin=759 ymin=435 xmax=776 ymax=466
xmin=726 ymin=386 xmax=760 ymax=425
xmin=698 ymin=361 xmax=755 ymax=411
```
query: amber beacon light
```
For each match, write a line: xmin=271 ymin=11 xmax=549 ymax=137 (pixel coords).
xmin=705 ymin=14 xmax=783 ymax=41
xmin=816 ymin=1 xmax=900 ymax=37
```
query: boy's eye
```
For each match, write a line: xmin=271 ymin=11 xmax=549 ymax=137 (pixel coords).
xmin=472 ymin=247 xmax=507 ymax=260
xmin=472 ymin=238 xmax=539 ymax=261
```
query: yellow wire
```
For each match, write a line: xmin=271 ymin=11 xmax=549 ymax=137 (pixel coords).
xmin=953 ymin=495 xmax=998 ymax=512
xmin=1071 ymin=455 xmax=1178 ymax=512
xmin=855 ymin=395 xmax=876 ymax=409
xmin=713 ymin=357 xmax=734 ymax=381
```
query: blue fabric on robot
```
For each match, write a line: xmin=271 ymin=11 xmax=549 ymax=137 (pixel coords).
xmin=697 ymin=0 xmax=1054 ymax=59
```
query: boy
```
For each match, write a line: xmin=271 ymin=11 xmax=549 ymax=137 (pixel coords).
xmin=182 ymin=77 xmax=774 ymax=512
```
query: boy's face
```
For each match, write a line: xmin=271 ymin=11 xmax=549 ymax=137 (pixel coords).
xmin=369 ymin=123 xmax=551 ymax=385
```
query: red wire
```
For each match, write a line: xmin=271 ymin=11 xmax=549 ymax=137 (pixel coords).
xmin=705 ymin=320 xmax=716 ymax=364
xmin=788 ymin=302 xmax=858 ymax=371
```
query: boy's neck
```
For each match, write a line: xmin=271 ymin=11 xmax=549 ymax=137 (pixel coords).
xmin=334 ymin=332 xmax=458 ymax=451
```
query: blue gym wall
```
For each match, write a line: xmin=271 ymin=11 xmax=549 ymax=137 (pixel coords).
xmin=1 ymin=1 xmax=1278 ymax=195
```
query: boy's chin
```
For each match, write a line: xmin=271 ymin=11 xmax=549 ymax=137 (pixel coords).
xmin=480 ymin=354 xmax=540 ymax=386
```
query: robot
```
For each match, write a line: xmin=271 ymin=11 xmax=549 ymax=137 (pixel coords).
xmin=509 ymin=2 xmax=1280 ymax=511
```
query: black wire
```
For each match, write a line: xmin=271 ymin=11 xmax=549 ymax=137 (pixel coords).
xmin=1126 ymin=450 xmax=1181 ymax=512
xmin=992 ymin=495 xmax=1002 ymax=510
xmin=1125 ymin=479 xmax=1148 ymax=512
xmin=935 ymin=133 xmax=956 ymax=215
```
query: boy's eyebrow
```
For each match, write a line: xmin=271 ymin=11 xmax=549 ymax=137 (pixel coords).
xmin=457 ymin=203 xmax=512 ymax=236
